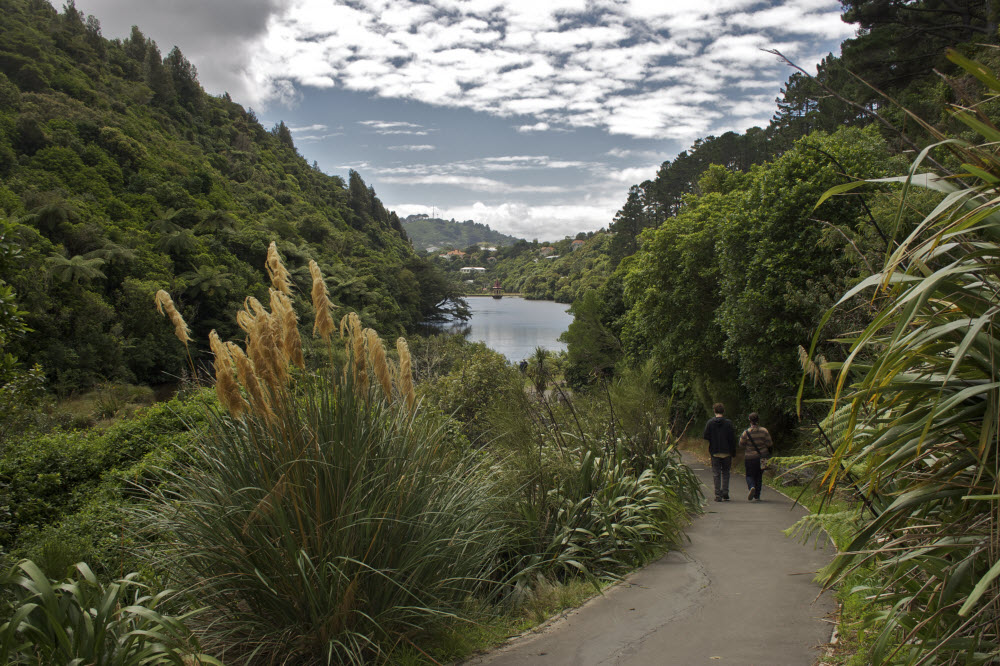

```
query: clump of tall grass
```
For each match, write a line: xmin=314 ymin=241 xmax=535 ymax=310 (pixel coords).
xmin=148 ymin=249 xmax=508 ymax=664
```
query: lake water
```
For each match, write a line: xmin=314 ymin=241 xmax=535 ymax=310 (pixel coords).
xmin=443 ymin=297 xmax=573 ymax=362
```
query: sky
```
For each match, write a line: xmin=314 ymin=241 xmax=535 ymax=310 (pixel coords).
xmin=58 ymin=0 xmax=855 ymax=240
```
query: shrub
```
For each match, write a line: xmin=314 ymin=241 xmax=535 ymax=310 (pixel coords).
xmin=418 ymin=342 xmax=519 ymax=443
xmin=514 ymin=446 xmax=693 ymax=585
xmin=0 ymin=560 xmax=217 ymax=665
xmin=480 ymin=362 xmax=703 ymax=584
xmin=0 ymin=391 xmax=208 ymax=557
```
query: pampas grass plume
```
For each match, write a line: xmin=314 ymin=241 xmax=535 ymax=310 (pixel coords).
xmin=273 ymin=290 xmax=305 ymax=369
xmin=154 ymin=289 xmax=192 ymax=345
xmin=340 ymin=312 xmax=368 ymax=393
xmin=309 ymin=260 xmax=335 ymax=342
xmin=366 ymin=329 xmax=393 ymax=401
xmin=798 ymin=345 xmax=824 ymax=387
xmin=210 ymin=330 xmax=246 ymax=416
xmin=229 ymin=342 xmax=272 ymax=418
xmin=266 ymin=242 xmax=292 ymax=296
xmin=396 ymin=337 xmax=415 ymax=410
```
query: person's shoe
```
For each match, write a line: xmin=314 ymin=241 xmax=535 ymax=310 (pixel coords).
xmin=748 ymin=488 xmax=755 ymax=501
xmin=714 ymin=496 xmax=723 ymax=502
xmin=723 ymin=495 xmax=730 ymax=501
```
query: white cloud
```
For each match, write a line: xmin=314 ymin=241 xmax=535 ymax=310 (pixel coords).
xmin=387 ymin=144 xmax=437 ymax=151
xmin=379 ymin=175 xmax=566 ymax=194
xmin=289 ymin=123 xmax=329 ymax=132
xmin=609 ymin=166 xmax=660 ymax=183
xmin=606 ymin=148 xmax=668 ymax=160
xmin=729 ymin=6 xmax=854 ymax=40
xmin=65 ymin=0 xmax=852 ymax=141
xmin=516 ymin=122 xmax=550 ymax=133
xmin=358 ymin=120 xmax=432 ymax=136
xmin=294 ymin=132 xmax=343 ymax=141
xmin=412 ymin=199 xmax=619 ymax=238
xmin=79 ymin=0 xmax=851 ymax=141
xmin=371 ymin=155 xmax=598 ymax=177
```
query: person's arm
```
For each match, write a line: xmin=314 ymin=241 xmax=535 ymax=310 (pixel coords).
xmin=728 ymin=422 xmax=737 ymax=455
xmin=702 ymin=421 xmax=711 ymax=441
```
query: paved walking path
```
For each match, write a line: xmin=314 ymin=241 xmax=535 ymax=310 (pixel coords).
xmin=465 ymin=455 xmax=835 ymax=666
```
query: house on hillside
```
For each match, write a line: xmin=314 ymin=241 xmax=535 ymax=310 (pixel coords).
xmin=539 ymin=246 xmax=556 ymax=256
xmin=443 ymin=250 xmax=466 ymax=259
xmin=570 ymin=240 xmax=585 ymax=251
xmin=459 ymin=266 xmax=486 ymax=273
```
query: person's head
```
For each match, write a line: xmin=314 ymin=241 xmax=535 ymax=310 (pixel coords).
xmin=713 ymin=402 xmax=725 ymax=416
xmin=749 ymin=412 xmax=759 ymax=426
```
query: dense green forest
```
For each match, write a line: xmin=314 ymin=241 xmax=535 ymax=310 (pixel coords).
xmin=0 ymin=0 xmax=466 ymax=393
xmin=562 ymin=1 xmax=1000 ymax=432
xmin=403 ymin=214 xmax=521 ymax=251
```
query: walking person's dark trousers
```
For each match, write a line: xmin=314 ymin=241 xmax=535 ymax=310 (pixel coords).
xmin=745 ymin=456 xmax=763 ymax=500
xmin=711 ymin=455 xmax=731 ymax=500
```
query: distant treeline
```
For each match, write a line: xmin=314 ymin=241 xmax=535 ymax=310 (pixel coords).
xmin=403 ymin=214 xmax=522 ymax=251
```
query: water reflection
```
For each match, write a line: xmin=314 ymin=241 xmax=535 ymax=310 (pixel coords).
xmin=426 ymin=297 xmax=573 ymax=362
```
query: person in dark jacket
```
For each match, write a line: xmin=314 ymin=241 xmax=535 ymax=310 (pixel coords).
xmin=739 ymin=412 xmax=773 ymax=502
xmin=703 ymin=402 xmax=736 ymax=502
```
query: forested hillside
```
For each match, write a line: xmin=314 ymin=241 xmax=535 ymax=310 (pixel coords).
xmin=490 ymin=233 xmax=611 ymax=302
xmin=403 ymin=214 xmax=521 ymax=251
xmin=432 ymin=232 xmax=611 ymax=302
xmin=0 ymin=0 xmax=464 ymax=392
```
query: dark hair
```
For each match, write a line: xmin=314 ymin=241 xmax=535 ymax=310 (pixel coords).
xmin=749 ymin=412 xmax=759 ymax=425
xmin=713 ymin=402 xmax=725 ymax=415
